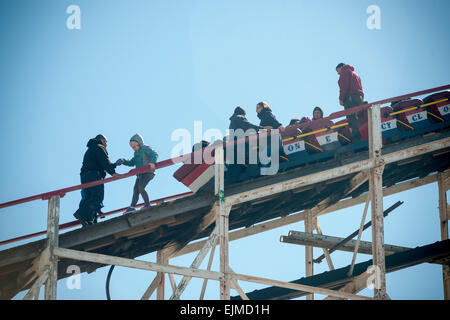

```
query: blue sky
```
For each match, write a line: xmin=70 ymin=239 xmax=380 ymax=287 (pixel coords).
xmin=0 ymin=0 xmax=449 ymax=300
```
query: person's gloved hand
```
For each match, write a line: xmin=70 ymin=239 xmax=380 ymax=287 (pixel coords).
xmin=115 ymin=158 xmax=125 ymax=166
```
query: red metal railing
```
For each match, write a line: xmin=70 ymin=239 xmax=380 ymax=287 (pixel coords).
xmin=0 ymin=191 xmax=193 ymax=247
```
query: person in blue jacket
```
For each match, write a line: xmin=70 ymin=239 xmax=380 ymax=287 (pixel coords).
xmin=116 ymin=134 xmax=158 ymax=213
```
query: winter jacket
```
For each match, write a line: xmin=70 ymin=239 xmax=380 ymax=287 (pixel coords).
xmin=229 ymin=114 xmax=263 ymax=132
xmin=257 ymin=108 xmax=282 ymax=129
xmin=123 ymin=134 xmax=158 ymax=168
xmin=80 ymin=138 xmax=116 ymax=178
xmin=338 ymin=65 xmax=364 ymax=102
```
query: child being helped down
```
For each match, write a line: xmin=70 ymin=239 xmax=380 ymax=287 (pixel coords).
xmin=116 ymin=134 xmax=158 ymax=214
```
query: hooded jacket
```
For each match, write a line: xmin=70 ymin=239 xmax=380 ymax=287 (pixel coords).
xmin=229 ymin=113 xmax=263 ymax=132
xmin=123 ymin=134 xmax=158 ymax=168
xmin=257 ymin=108 xmax=282 ymax=129
xmin=338 ymin=64 xmax=364 ymax=102
xmin=80 ymin=137 xmax=116 ymax=177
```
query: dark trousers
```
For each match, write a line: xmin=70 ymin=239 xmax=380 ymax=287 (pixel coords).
xmin=344 ymin=93 xmax=363 ymax=140
xmin=131 ymin=172 xmax=155 ymax=207
xmin=75 ymin=171 xmax=104 ymax=223
xmin=225 ymin=138 xmax=260 ymax=184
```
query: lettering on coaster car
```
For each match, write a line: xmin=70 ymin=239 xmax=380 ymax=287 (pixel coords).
xmin=381 ymin=119 xmax=397 ymax=131
xmin=439 ymin=104 xmax=450 ymax=115
xmin=406 ymin=111 xmax=427 ymax=123
xmin=317 ymin=132 xmax=338 ymax=145
xmin=283 ymin=140 xmax=305 ymax=155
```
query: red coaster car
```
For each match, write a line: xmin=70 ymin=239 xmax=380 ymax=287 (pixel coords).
xmin=422 ymin=91 xmax=450 ymax=123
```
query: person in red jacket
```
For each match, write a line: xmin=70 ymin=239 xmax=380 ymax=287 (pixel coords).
xmin=336 ymin=63 xmax=364 ymax=141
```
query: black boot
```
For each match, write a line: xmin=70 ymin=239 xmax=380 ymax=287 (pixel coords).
xmin=73 ymin=212 xmax=93 ymax=227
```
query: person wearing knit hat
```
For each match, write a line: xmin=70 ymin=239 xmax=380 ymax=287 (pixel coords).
xmin=116 ymin=134 xmax=158 ymax=214
xmin=227 ymin=107 xmax=263 ymax=183
xmin=229 ymin=106 xmax=263 ymax=131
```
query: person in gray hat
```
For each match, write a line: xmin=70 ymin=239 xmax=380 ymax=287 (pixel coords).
xmin=116 ymin=134 xmax=158 ymax=213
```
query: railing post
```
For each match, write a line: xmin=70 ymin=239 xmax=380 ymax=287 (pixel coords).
xmin=437 ymin=172 xmax=449 ymax=300
xmin=215 ymin=145 xmax=230 ymax=300
xmin=368 ymin=104 xmax=387 ymax=300
xmin=305 ymin=210 xmax=314 ymax=300
xmin=44 ymin=195 xmax=60 ymax=300
xmin=156 ymin=250 xmax=167 ymax=300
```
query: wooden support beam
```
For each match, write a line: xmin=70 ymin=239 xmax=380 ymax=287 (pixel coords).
xmin=170 ymin=227 xmax=219 ymax=300
xmin=324 ymin=272 xmax=371 ymax=300
xmin=215 ymin=146 xmax=231 ymax=300
xmin=156 ymin=251 xmax=167 ymax=300
xmin=200 ymin=240 xmax=217 ymax=300
xmin=54 ymin=247 xmax=224 ymax=281
xmin=174 ymin=174 xmax=439 ymax=258
xmin=281 ymin=231 xmax=410 ymax=255
xmin=18 ymin=246 xmax=51 ymax=291
xmin=219 ymin=205 xmax=231 ymax=300
xmin=23 ymin=269 xmax=49 ymax=300
xmin=305 ymin=211 xmax=314 ymax=300
xmin=44 ymin=196 xmax=60 ymax=300
xmin=231 ymin=273 xmax=374 ymax=300
xmin=168 ymin=274 xmax=177 ymax=293
xmin=282 ymin=231 xmax=410 ymax=255
xmin=438 ymin=173 xmax=449 ymax=240
xmin=228 ymin=267 xmax=249 ymax=300
xmin=313 ymin=217 xmax=334 ymax=270
xmin=34 ymin=286 xmax=40 ymax=300
xmin=230 ymin=278 xmax=250 ymax=300
xmin=141 ymin=273 xmax=161 ymax=300
xmin=437 ymin=172 xmax=450 ymax=300
xmin=368 ymin=104 xmax=387 ymax=300
xmin=219 ymin=203 xmax=230 ymax=300
xmin=348 ymin=194 xmax=371 ymax=276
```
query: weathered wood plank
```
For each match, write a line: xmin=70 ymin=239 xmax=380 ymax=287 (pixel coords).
xmin=281 ymin=231 xmax=410 ymax=255
xmin=231 ymin=273 xmax=373 ymax=300
xmin=44 ymin=196 xmax=60 ymax=300
xmin=54 ymin=247 xmax=224 ymax=281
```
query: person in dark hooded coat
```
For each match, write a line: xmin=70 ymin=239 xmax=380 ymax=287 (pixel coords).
xmin=229 ymin=106 xmax=263 ymax=132
xmin=74 ymin=134 xmax=118 ymax=225
xmin=255 ymin=102 xmax=288 ymax=165
xmin=227 ymin=107 xmax=262 ymax=184
xmin=256 ymin=101 xmax=283 ymax=129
